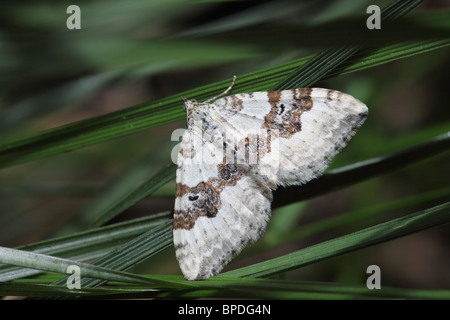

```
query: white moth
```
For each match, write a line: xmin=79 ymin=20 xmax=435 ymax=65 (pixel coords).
xmin=174 ymin=76 xmax=368 ymax=280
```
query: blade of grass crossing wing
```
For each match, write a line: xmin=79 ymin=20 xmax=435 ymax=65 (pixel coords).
xmin=272 ymin=46 xmax=359 ymax=90
xmin=0 ymin=39 xmax=447 ymax=169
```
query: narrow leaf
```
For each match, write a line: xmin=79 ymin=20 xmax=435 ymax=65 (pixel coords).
xmin=0 ymin=40 xmax=447 ymax=169
xmin=0 ymin=246 xmax=156 ymax=285
xmin=273 ymin=132 xmax=450 ymax=208
xmin=221 ymin=202 xmax=450 ymax=278
xmin=0 ymin=212 xmax=170 ymax=281
xmin=50 ymin=220 xmax=173 ymax=288
xmin=272 ymin=0 xmax=424 ymax=90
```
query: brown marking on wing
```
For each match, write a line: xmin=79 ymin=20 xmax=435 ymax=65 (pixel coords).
xmin=173 ymin=161 xmax=245 ymax=230
xmin=263 ymin=88 xmax=313 ymax=139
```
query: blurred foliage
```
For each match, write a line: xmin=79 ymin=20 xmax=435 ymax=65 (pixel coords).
xmin=0 ymin=0 xmax=449 ymax=298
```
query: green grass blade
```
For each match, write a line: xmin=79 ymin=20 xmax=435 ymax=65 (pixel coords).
xmin=0 ymin=246 xmax=157 ymax=285
xmin=0 ymin=282 xmax=140 ymax=298
xmin=273 ymin=132 xmax=450 ymax=208
xmin=155 ymin=278 xmax=450 ymax=300
xmin=4 ymin=275 xmax=449 ymax=299
xmin=333 ymin=39 xmax=450 ymax=77
xmin=0 ymin=213 xmax=170 ymax=281
xmin=1 ymin=0 xmax=447 ymax=300
xmin=382 ymin=0 xmax=424 ymax=21
xmin=49 ymin=220 xmax=173 ymax=288
xmin=82 ymin=130 xmax=450 ymax=231
xmin=220 ymin=201 xmax=450 ymax=278
xmin=263 ymin=187 xmax=450 ymax=251
xmin=0 ymin=39 xmax=448 ymax=169
xmin=1 ymin=132 xmax=446 ymax=283
xmin=272 ymin=46 xmax=359 ymax=90
xmin=87 ymin=163 xmax=176 ymax=228
xmin=271 ymin=0 xmax=424 ymax=90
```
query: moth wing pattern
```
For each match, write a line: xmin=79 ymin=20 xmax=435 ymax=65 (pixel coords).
xmin=211 ymin=88 xmax=368 ymax=186
xmin=174 ymin=86 xmax=368 ymax=280
xmin=173 ymin=127 xmax=272 ymax=280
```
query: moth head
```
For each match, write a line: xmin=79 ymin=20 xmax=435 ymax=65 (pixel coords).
xmin=181 ymin=96 xmax=199 ymax=113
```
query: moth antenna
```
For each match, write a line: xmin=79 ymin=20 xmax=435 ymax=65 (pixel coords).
xmin=204 ymin=75 xmax=236 ymax=103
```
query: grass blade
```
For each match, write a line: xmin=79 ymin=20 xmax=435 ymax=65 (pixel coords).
xmin=0 ymin=246 xmax=156 ymax=285
xmin=87 ymin=163 xmax=176 ymax=228
xmin=273 ymin=132 xmax=450 ymax=208
xmin=1 ymin=132 xmax=446 ymax=283
xmin=49 ymin=220 xmax=173 ymax=288
xmin=0 ymin=39 xmax=448 ymax=169
xmin=0 ymin=282 xmax=140 ymax=298
xmin=272 ymin=0 xmax=424 ymax=90
xmin=221 ymin=201 xmax=450 ymax=278
xmin=0 ymin=212 xmax=170 ymax=281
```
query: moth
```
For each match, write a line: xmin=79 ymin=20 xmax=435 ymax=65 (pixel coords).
xmin=173 ymin=76 xmax=368 ymax=280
